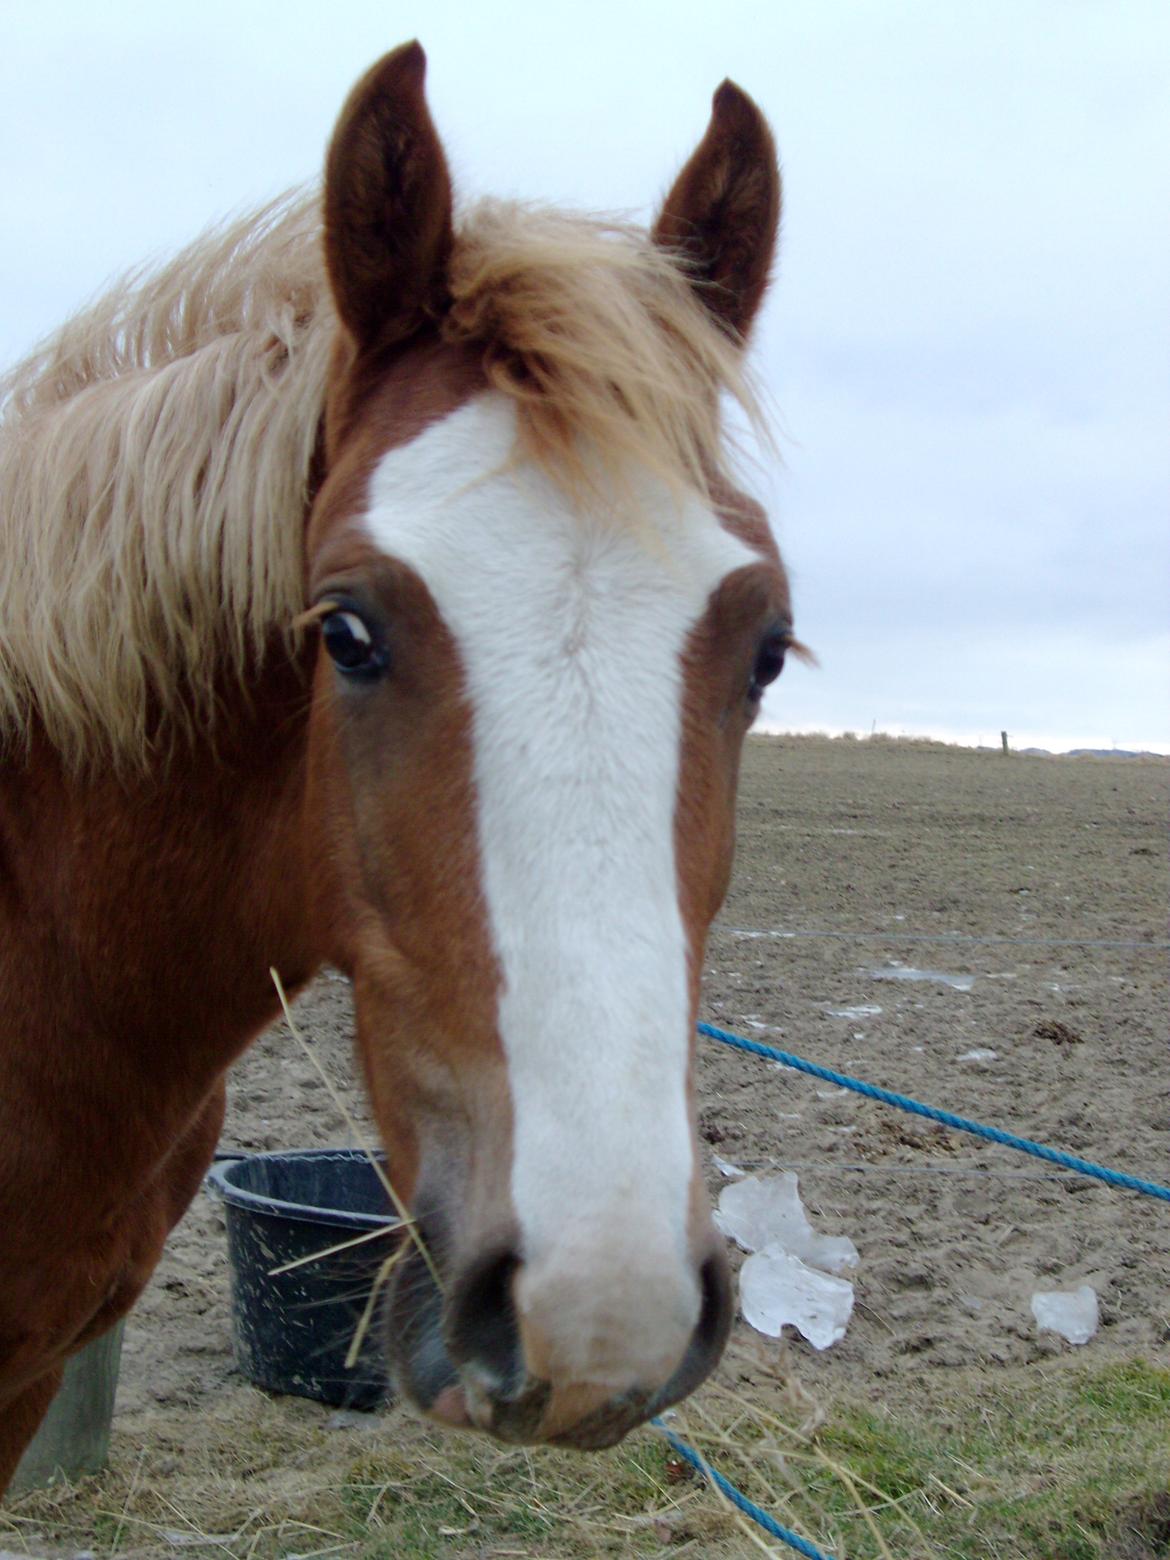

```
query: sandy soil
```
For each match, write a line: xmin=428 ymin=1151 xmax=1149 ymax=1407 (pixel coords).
xmin=76 ymin=739 xmax=1170 ymax=1524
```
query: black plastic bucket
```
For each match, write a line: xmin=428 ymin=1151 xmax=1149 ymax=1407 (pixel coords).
xmin=206 ymin=1148 xmax=402 ymax=1408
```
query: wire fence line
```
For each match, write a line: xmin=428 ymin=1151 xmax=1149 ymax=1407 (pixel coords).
xmin=715 ymin=924 xmax=1169 ymax=951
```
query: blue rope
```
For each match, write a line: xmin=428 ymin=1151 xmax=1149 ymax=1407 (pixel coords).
xmin=698 ymin=1021 xmax=1170 ymax=1204
xmin=652 ymin=1419 xmax=836 ymax=1559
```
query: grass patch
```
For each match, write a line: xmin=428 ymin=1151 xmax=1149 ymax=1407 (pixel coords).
xmin=2 ymin=1359 xmax=1167 ymax=1558
xmin=790 ymin=1358 xmax=1170 ymax=1559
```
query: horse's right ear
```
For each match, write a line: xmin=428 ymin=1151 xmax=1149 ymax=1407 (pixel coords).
xmin=324 ymin=42 xmax=453 ymax=353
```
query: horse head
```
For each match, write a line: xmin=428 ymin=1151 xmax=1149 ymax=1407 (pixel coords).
xmin=304 ymin=42 xmax=792 ymax=1449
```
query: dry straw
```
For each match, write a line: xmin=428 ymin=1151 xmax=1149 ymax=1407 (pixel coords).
xmin=269 ymin=968 xmax=442 ymax=1298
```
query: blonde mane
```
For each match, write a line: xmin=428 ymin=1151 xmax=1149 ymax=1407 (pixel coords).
xmin=442 ymin=201 xmax=765 ymax=505
xmin=0 ymin=191 xmax=764 ymax=768
xmin=0 ymin=193 xmax=329 ymax=769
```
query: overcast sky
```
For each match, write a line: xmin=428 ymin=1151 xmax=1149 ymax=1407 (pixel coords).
xmin=3 ymin=1 xmax=1167 ymax=751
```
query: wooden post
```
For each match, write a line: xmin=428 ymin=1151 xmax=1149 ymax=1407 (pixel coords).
xmin=1001 ymin=731 xmax=1009 ymax=755
xmin=12 ymin=1322 xmax=124 ymax=1489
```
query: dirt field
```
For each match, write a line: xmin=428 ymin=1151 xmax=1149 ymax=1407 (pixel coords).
xmin=8 ymin=736 xmax=1169 ymax=1556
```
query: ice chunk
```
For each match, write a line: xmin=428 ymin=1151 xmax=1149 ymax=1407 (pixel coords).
xmin=1031 ymin=1285 xmax=1099 ymax=1344
xmin=740 ymin=1246 xmax=854 ymax=1349
xmin=715 ymin=1171 xmax=859 ymax=1274
xmin=712 ymin=1154 xmax=745 ymax=1179
xmin=869 ymin=965 xmax=974 ymax=992
xmin=957 ymin=1048 xmax=999 ymax=1063
xmin=825 ymin=1004 xmax=883 ymax=1019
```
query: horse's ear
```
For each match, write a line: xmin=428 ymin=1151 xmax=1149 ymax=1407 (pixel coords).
xmin=652 ymin=81 xmax=780 ymax=342
xmin=324 ymin=41 xmax=453 ymax=352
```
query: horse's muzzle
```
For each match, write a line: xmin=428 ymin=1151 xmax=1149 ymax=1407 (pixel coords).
xmin=384 ymin=1226 xmax=732 ymax=1449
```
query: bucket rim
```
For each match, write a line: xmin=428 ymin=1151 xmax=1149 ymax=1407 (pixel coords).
xmin=205 ymin=1147 xmax=403 ymax=1232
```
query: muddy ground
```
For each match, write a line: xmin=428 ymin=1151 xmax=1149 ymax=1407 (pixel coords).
xmin=36 ymin=737 xmax=1170 ymax=1545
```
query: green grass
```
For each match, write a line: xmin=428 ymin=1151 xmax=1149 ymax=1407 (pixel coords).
xmin=3 ymin=1359 xmax=1168 ymax=1558
xmin=775 ymin=1359 xmax=1170 ymax=1559
xmin=323 ymin=1359 xmax=1170 ymax=1558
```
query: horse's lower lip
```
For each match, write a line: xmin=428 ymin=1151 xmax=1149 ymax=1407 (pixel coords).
xmin=548 ymin=1417 xmax=640 ymax=1450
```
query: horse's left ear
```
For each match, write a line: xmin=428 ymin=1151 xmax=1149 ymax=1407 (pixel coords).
xmin=652 ymin=81 xmax=780 ymax=342
xmin=324 ymin=41 xmax=453 ymax=353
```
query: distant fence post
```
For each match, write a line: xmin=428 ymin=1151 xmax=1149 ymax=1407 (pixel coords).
xmin=1001 ymin=731 xmax=1009 ymax=755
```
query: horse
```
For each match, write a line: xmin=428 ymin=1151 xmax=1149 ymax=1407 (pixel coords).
xmin=0 ymin=41 xmax=792 ymax=1482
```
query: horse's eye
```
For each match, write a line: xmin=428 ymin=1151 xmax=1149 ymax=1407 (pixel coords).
xmin=321 ymin=610 xmax=385 ymax=677
xmin=749 ymin=630 xmax=788 ymax=701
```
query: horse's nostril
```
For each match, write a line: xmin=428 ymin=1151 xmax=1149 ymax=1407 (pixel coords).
xmin=695 ymin=1248 xmax=733 ymax=1357
xmin=445 ymin=1245 xmax=525 ymax=1399
xmin=642 ymin=1246 xmax=732 ymax=1423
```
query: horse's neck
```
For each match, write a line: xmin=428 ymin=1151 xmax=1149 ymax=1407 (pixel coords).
xmin=0 ymin=651 xmax=322 ymax=1150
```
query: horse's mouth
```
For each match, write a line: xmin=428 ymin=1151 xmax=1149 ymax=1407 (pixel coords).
xmin=426 ymin=1373 xmax=652 ymax=1450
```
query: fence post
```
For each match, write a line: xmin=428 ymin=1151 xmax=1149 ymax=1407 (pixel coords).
xmin=12 ymin=1323 xmax=125 ymax=1490
xmin=1001 ymin=731 xmax=1009 ymax=755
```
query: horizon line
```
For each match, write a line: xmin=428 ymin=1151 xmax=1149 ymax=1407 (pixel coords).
xmin=756 ymin=722 xmax=1170 ymax=758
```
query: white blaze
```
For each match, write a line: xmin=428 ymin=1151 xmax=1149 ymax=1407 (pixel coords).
xmin=364 ymin=395 xmax=752 ymax=1378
